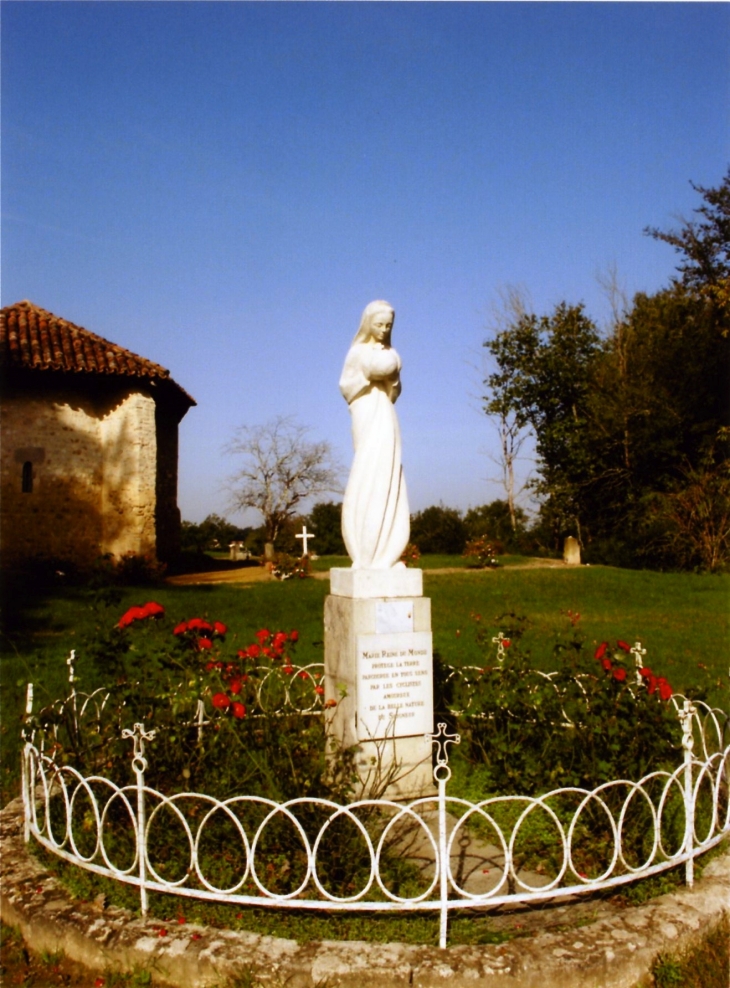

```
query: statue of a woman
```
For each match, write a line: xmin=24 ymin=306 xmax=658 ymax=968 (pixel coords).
xmin=339 ymin=301 xmax=410 ymax=570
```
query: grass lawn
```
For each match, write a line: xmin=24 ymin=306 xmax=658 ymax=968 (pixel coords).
xmin=1 ymin=556 xmax=728 ymax=805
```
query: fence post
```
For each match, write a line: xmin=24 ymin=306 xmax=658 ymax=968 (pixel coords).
xmin=122 ymin=723 xmax=156 ymax=915
xmin=427 ymin=722 xmax=460 ymax=949
xmin=22 ymin=683 xmax=34 ymax=843
xmin=679 ymin=699 xmax=696 ymax=888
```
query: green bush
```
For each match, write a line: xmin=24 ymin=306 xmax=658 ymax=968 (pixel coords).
xmin=31 ymin=602 xmax=421 ymax=902
xmin=451 ymin=613 xmax=682 ymax=793
xmin=410 ymin=505 xmax=467 ymax=554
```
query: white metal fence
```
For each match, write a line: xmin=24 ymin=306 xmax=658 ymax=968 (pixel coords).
xmin=21 ymin=656 xmax=729 ymax=948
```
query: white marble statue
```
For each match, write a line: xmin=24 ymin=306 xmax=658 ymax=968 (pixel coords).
xmin=339 ymin=300 xmax=410 ymax=569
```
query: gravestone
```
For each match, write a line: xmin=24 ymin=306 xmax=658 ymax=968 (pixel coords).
xmin=324 ymin=301 xmax=434 ymax=799
xmin=563 ymin=535 xmax=581 ymax=565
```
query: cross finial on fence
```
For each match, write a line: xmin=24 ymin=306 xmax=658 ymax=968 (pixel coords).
xmin=631 ymin=642 xmax=647 ymax=684
xmin=122 ymin=723 xmax=156 ymax=774
xmin=492 ymin=632 xmax=510 ymax=664
xmin=427 ymin=721 xmax=460 ymax=769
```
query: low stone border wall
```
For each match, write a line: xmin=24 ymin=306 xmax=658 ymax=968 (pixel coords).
xmin=2 ymin=796 xmax=728 ymax=988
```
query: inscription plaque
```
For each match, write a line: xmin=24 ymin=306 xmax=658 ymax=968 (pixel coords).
xmin=356 ymin=631 xmax=433 ymax=740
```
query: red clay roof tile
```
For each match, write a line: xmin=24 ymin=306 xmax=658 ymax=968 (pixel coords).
xmin=0 ymin=300 xmax=194 ymax=405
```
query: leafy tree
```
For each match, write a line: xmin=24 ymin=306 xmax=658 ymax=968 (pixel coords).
xmin=225 ymin=417 xmax=342 ymax=545
xmin=180 ymin=514 xmax=248 ymax=553
xmin=410 ymin=505 xmax=467 ymax=555
xmin=306 ymin=501 xmax=346 ymax=555
xmin=644 ymin=437 xmax=730 ymax=573
xmin=482 ymin=173 xmax=730 ymax=569
xmin=645 ymin=168 xmax=730 ymax=292
xmin=464 ymin=500 xmax=528 ymax=548
xmin=484 ymin=303 xmax=601 ymax=548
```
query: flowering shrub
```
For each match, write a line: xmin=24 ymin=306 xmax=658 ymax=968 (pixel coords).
xmin=270 ymin=552 xmax=311 ymax=580
xmin=33 ymin=603 xmax=421 ymax=901
xmin=462 ymin=537 xmax=503 ymax=569
xmin=117 ymin=600 xmax=165 ymax=628
xmin=447 ymin=614 xmax=681 ymax=795
xmin=400 ymin=543 xmax=421 ymax=567
xmin=53 ymin=605 xmax=336 ymax=798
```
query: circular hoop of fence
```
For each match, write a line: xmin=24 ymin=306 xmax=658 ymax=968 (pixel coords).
xmin=20 ymin=659 xmax=730 ymax=948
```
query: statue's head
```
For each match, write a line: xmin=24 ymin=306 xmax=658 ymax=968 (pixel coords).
xmin=353 ymin=300 xmax=395 ymax=345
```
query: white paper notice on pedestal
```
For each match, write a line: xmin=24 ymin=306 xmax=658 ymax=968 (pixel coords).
xmin=356 ymin=631 xmax=433 ymax=741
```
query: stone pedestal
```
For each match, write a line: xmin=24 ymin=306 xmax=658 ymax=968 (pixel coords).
xmin=324 ymin=568 xmax=434 ymax=800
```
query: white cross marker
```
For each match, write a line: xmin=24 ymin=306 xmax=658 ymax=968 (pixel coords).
xmin=295 ymin=524 xmax=315 ymax=556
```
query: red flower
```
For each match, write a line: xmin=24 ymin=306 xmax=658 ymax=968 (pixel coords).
xmin=648 ymin=674 xmax=658 ymax=695
xmin=612 ymin=667 xmax=627 ymax=682
xmin=601 ymin=658 xmax=612 ymax=671
xmin=117 ymin=605 xmax=147 ymax=629
xmin=187 ymin=618 xmax=204 ymax=629
xmin=157 ymin=928 xmax=167 ymax=937
xmin=247 ymin=644 xmax=261 ymax=659
xmin=617 ymin=640 xmax=631 ymax=653
xmin=212 ymin=693 xmax=230 ymax=709
xmin=142 ymin=601 xmax=164 ymax=619
xmin=283 ymin=665 xmax=294 ymax=675
xmin=95 ymin=979 xmax=106 ymax=988
xmin=324 ymin=699 xmax=337 ymax=708
xmin=229 ymin=680 xmax=242 ymax=695
xmin=255 ymin=628 xmax=270 ymax=644
xmin=191 ymin=933 xmax=201 ymax=941
xmin=594 ymin=642 xmax=608 ymax=660
xmin=205 ymin=662 xmax=215 ymax=671
xmin=214 ymin=621 xmax=227 ymax=636
xmin=198 ymin=638 xmax=213 ymax=651
xmin=177 ymin=916 xmax=186 ymax=924
xmin=290 ymin=630 xmax=299 ymax=642
xmin=639 ymin=667 xmax=653 ymax=679
xmin=299 ymin=671 xmax=309 ymax=680
xmin=658 ymin=678 xmax=673 ymax=701
xmin=173 ymin=621 xmax=188 ymax=636
xmin=314 ymin=686 xmax=325 ymax=695
xmin=232 ymin=702 xmax=246 ymax=719
xmin=503 ymin=639 xmax=512 ymax=648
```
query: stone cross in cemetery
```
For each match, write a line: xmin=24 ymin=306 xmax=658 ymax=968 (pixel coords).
xmin=324 ymin=301 xmax=434 ymax=799
xmin=295 ymin=524 xmax=315 ymax=556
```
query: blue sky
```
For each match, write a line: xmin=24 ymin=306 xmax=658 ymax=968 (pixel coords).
xmin=3 ymin=2 xmax=728 ymax=525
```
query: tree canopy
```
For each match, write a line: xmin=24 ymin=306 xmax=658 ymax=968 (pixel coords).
xmin=483 ymin=170 xmax=730 ymax=570
xmin=225 ymin=416 xmax=342 ymax=545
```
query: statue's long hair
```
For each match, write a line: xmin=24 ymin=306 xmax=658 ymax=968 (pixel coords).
xmin=352 ymin=300 xmax=395 ymax=345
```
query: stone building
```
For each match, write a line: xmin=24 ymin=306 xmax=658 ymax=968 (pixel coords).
xmin=0 ymin=300 xmax=195 ymax=570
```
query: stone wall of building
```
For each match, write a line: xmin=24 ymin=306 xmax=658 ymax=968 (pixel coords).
xmin=0 ymin=376 xmax=159 ymax=569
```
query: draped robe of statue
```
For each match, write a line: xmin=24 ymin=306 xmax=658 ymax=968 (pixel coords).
xmin=339 ymin=341 xmax=410 ymax=569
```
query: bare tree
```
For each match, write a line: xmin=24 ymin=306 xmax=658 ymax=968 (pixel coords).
xmin=225 ymin=416 xmax=342 ymax=545
xmin=483 ymin=286 xmax=534 ymax=531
